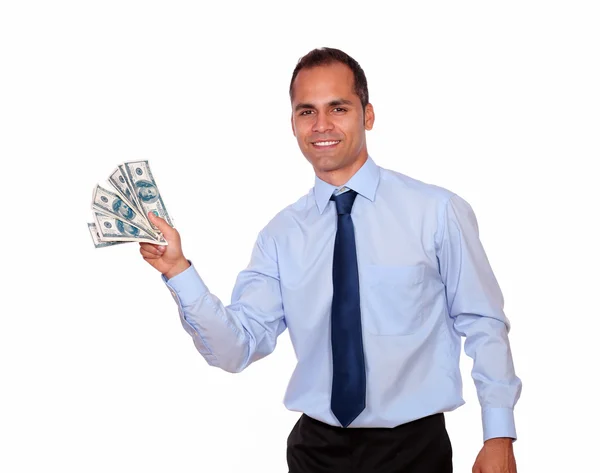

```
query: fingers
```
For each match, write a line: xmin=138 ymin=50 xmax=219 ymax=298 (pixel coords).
xmin=140 ymin=248 xmax=158 ymax=259
xmin=140 ymin=243 xmax=165 ymax=258
xmin=139 ymin=242 xmax=164 ymax=253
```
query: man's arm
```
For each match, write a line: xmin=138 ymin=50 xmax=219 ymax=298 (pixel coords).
xmin=140 ymin=212 xmax=286 ymax=373
xmin=436 ymin=193 xmax=522 ymax=463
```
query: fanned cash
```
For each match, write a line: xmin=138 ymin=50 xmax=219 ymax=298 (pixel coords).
xmin=88 ymin=160 xmax=172 ymax=248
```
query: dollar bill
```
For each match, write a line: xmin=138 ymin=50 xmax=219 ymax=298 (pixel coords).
xmin=108 ymin=166 xmax=143 ymax=215
xmin=88 ymin=223 xmax=127 ymax=248
xmin=92 ymin=212 xmax=167 ymax=245
xmin=120 ymin=163 xmax=153 ymax=226
xmin=91 ymin=184 xmax=160 ymax=239
xmin=123 ymin=160 xmax=173 ymax=230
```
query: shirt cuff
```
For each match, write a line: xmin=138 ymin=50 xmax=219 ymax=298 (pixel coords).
xmin=482 ymin=407 xmax=517 ymax=442
xmin=161 ymin=260 xmax=209 ymax=306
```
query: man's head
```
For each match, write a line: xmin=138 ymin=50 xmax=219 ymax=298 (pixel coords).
xmin=289 ymin=47 xmax=374 ymax=185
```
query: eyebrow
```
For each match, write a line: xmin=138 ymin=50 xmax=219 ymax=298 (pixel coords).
xmin=294 ymin=98 xmax=353 ymax=112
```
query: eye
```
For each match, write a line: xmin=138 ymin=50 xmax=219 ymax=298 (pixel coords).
xmin=332 ymin=107 xmax=347 ymax=113
xmin=299 ymin=110 xmax=314 ymax=116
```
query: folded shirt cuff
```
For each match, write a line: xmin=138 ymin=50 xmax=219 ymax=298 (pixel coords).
xmin=482 ymin=407 xmax=517 ymax=442
xmin=161 ymin=260 xmax=209 ymax=306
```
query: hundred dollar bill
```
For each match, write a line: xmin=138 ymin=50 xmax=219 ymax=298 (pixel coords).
xmin=88 ymin=222 xmax=127 ymax=248
xmin=108 ymin=166 xmax=144 ymax=216
xmin=123 ymin=160 xmax=173 ymax=230
xmin=91 ymin=184 xmax=160 ymax=239
xmin=92 ymin=212 xmax=167 ymax=245
xmin=119 ymin=163 xmax=153 ymax=226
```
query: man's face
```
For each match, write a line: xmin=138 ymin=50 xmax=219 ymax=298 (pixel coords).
xmin=291 ymin=62 xmax=374 ymax=178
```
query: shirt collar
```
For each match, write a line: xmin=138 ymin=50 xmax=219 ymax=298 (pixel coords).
xmin=314 ymin=155 xmax=380 ymax=214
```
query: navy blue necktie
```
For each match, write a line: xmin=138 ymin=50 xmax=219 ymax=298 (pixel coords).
xmin=330 ymin=189 xmax=366 ymax=428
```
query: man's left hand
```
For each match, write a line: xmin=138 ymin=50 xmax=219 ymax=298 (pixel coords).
xmin=472 ymin=437 xmax=517 ymax=473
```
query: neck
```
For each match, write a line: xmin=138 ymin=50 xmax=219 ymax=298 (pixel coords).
xmin=316 ymin=154 xmax=368 ymax=187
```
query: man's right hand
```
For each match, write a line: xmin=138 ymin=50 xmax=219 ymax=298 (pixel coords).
xmin=139 ymin=212 xmax=190 ymax=280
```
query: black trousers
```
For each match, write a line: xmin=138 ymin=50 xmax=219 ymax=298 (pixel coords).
xmin=287 ymin=413 xmax=452 ymax=473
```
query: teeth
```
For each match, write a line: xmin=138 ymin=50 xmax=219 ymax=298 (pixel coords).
xmin=314 ymin=141 xmax=340 ymax=146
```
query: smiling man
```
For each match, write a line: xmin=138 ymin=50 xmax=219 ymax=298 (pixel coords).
xmin=291 ymin=60 xmax=374 ymax=187
xmin=140 ymin=47 xmax=522 ymax=473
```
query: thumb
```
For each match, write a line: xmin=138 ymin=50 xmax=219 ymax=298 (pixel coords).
xmin=148 ymin=212 xmax=175 ymax=236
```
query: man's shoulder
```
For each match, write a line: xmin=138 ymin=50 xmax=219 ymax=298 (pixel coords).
xmin=378 ymin=163 xmax=456 ymax=203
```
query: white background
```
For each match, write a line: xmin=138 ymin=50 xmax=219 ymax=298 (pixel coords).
xmin=1 ymin=1 xmax=598 ymax=471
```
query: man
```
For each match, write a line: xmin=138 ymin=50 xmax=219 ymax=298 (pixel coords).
xmin=140 ymin=47 xmax=522 ymax=473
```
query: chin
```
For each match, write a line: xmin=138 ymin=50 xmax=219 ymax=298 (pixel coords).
xmin=311 ymin=157 xmax=343 ymax=173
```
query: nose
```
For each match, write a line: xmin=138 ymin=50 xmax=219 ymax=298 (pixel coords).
xmin=312 ymin=112 xmax=334 ymax=133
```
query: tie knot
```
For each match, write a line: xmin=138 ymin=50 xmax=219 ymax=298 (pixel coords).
xmin=330 ymin=189 xmax=358 ymax=215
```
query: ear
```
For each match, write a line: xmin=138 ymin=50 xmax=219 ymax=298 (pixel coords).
xmin=364 ymin=103 xmax=375 ymax=130
xmin=291 ymin=114 xmax=297 ymax=137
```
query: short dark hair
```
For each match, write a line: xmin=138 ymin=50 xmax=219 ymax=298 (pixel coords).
xmin=289 ymin=47 xmax=369 ymax=111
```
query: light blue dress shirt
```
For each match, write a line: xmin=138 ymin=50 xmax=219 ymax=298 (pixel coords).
xmin=163 ymin=155 xmax=522 ymax=441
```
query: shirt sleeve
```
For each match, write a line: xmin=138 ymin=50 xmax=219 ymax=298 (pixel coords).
xmin=436 ymin=193 xmax=523 ymax=442
xmin=162 ymin=229 xmax=287 ymax=373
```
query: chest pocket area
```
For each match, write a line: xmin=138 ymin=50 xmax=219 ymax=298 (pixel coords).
xmin=361 ymin=264 xmax=425 ymax=336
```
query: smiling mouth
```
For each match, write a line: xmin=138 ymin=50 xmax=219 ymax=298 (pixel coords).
xmin=312 ymin=140 xmax=341 ymax=148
